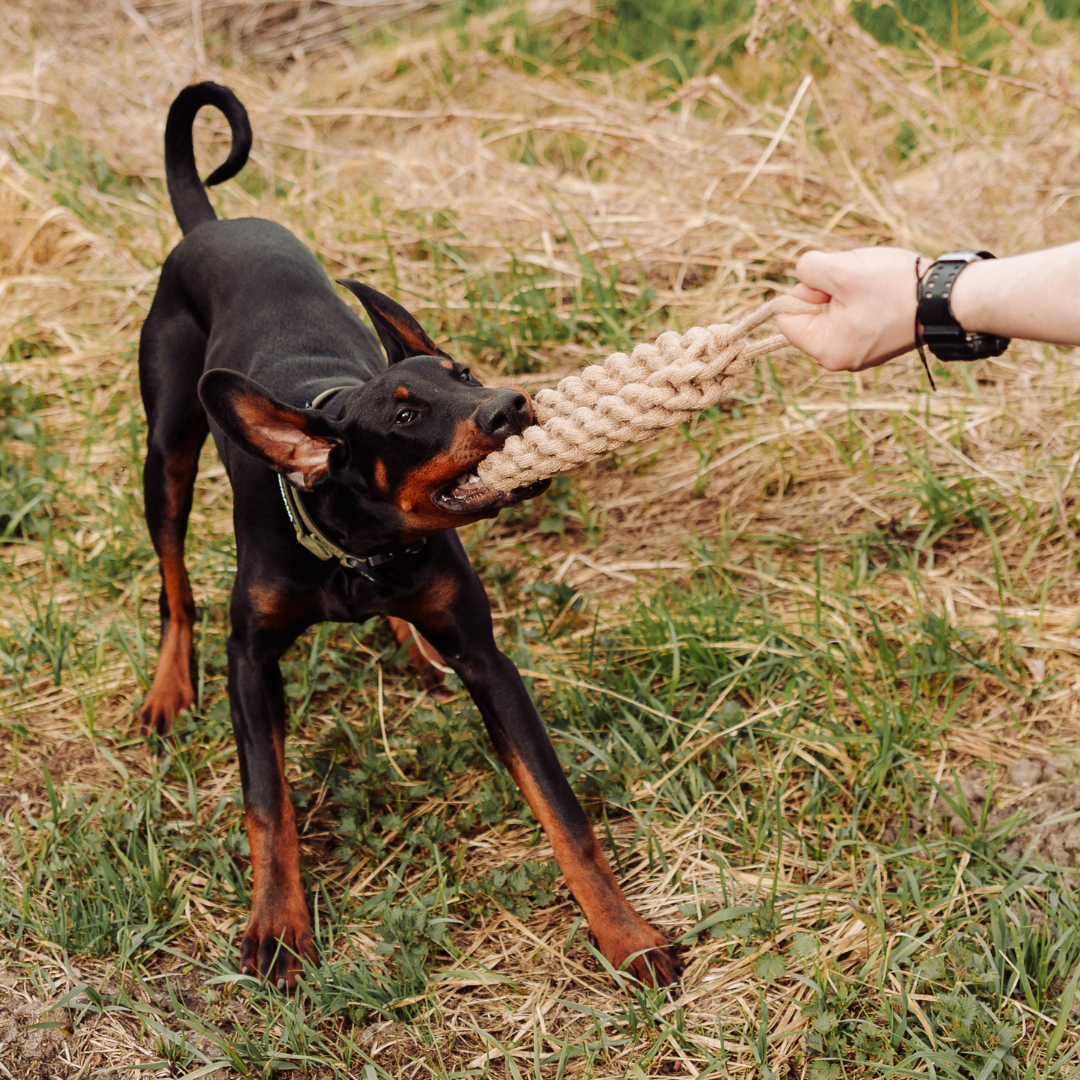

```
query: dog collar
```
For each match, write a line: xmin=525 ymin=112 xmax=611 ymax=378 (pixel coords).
xmin=307 ymin=385 xmax=353 ymax=409
xmin=277 ymin=475 xmax=426 ymax=582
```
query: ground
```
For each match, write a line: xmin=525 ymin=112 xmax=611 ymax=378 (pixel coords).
xmin=4 ymin=0 xmax=1080 ymax=1077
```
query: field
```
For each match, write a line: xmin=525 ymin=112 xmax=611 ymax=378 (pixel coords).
xmin=5 ymin=0 xmax=1080 ymax=1076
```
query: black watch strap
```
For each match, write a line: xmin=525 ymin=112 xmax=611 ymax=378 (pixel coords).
xmin=917 ymin=250 xmax=1010 ymax=362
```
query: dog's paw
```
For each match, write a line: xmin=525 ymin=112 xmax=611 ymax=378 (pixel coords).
xmin=588 ymin=921 xmax=684 ymax=988
xmin=138 ymin=673 xmax=195 ymax=737
xmin=239 ymin=895 xmax=317 ymax=990
xmin=629 ymin=940 xmax=683 ymax=987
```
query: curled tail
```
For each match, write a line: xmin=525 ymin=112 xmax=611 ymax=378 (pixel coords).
xmin=164 ymin=82 xmax=252 ymax=235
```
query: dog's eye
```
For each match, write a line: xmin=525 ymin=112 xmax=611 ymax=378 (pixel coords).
xmin=459 ymin=368 xmax=473 ymax=383
xmin=395 ymin=409 xmax=418 ymax=425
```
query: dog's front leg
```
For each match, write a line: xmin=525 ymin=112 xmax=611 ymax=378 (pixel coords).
xmin=227 ymin=621 xmax=315 ymax=988
xmin=405 ymin=569 xmax=682 ymax=987
xmin=462 ymin=650 xmax=682 ymax=986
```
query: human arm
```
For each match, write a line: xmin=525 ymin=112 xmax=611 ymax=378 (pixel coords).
xmin=775 ymin=241 xmax=1080 ymax=373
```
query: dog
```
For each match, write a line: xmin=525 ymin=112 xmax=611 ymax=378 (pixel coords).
xmin=136 ymin=82 xmax=682 ymax=989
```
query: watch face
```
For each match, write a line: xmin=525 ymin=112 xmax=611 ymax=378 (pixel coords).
xmin=935 ymin=250 xmax=995 ymax=263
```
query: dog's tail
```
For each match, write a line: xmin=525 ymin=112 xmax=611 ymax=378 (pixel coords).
xmin=164 ymin=82 xmax=252 ymax=235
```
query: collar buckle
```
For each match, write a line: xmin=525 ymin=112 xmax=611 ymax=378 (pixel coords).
xmin=297 ymin=531 xmax=335 ymax=561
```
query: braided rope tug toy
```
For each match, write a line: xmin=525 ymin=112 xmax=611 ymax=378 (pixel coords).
xmin=476 ymin=295 xmax=826 ymax=492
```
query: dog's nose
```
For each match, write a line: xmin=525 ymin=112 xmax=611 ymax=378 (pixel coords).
xmin=475 ymin=389 xmax=533 ymax=440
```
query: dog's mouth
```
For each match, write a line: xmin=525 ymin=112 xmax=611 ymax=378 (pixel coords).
xmin=433 ymin=468 xmax=549 ymax=514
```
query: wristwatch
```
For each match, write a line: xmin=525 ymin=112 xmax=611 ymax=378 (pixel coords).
xmin=916 ymin=250 xmax=1010 ymax=362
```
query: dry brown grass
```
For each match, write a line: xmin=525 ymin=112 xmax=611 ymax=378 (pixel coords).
xmin=6 ymin=0 xmax=1080 ymax=1076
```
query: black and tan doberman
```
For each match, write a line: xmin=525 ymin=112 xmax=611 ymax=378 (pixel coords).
xmin=137 ymin=81 xmax=682 ymax=989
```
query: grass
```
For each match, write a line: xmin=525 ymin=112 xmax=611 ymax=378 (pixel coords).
xmin=5 ymin=0 xmax=1080 ymax=1076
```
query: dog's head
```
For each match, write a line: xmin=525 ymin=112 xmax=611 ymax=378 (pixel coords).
xmin=198 ymin=281 xmax=549 ymax=541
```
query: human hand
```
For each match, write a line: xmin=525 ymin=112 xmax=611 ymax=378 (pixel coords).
xmin=776 ymin=247 xmax=923 ymax=372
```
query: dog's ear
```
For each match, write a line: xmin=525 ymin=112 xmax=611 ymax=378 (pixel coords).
xmin=198 ymin=370 xmax=342 ymax=490
xmin=337 ymin=279 xmax=451 ymax=365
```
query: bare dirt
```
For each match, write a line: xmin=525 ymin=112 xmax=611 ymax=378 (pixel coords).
xmin=942 ymin=756 xmax=1080 ymax=876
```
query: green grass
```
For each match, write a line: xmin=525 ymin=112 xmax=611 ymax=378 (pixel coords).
xmin=7 ymin=558 xmax=1080 ymax=1075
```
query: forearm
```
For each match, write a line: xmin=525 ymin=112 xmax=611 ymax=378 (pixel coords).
xmin=950 ymin=241 xmax=1080 ymax=347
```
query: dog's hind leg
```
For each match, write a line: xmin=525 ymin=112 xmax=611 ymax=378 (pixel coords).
xmin=137 ymin=293 xmax=209 ymax=736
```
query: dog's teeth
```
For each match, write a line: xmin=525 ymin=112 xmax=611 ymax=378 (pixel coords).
xmin=467 ymin=474 xmax=481 ymax=485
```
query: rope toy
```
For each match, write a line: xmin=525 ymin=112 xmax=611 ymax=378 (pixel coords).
xmin=476 ymin=295 xmax=825 ymax=492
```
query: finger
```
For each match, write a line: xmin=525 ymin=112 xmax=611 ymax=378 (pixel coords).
xmin=776 ymin=284 xmax=831 ymax=351
xmin=775 ymin=310 xmax=830 ymax=357
xmin=791 ymin=283 xmax=831 ymax=304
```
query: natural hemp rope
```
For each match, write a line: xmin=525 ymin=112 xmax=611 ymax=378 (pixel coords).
xmin=476 ymin=294 xmax=826 ymax=492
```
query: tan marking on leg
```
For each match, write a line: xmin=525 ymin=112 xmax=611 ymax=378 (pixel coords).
xmin=240 ymin=727 xmax=315 ymax=987
xmin=503 ymin=749 xmax=680 ymax=985
xmin=141 ymin=535 xmax=196 ymax=735
xmin=248 ymin=584 xmax=313 ymax=632
xmin=387 ymin=615 xmax=452 ymax=698
xmin=400 ymin=574 xmax=459 ymax=634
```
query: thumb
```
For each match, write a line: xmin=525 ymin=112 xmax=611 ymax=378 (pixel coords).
xmin=776 ymin=284 xmax=831 ymax=355
xmin=792 ymin=249 xmax=844 ymax=296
